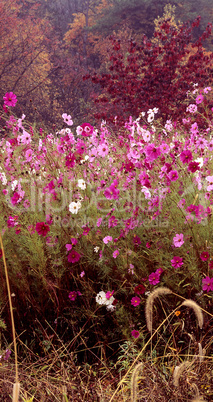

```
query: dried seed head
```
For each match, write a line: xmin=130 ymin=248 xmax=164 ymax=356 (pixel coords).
xmin=145 ymin=287 xmax=172 ymax=332
xmin=181 ymin=299 xmax=203 ymax=329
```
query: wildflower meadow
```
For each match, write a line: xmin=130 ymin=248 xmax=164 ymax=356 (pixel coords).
xmin=0 ymin=55 xmax=213 ymax=402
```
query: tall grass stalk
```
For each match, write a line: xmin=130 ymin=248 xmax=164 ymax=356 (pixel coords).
xmin=0 ymin=234 xmax=20 ymax=402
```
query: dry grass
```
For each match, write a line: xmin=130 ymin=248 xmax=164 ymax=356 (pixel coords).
xmin=0 ymin=351 xmax=212 ymax=402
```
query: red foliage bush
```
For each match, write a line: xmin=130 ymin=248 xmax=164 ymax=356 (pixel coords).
xmin=84 ymin=16 xmax=213 ymax=125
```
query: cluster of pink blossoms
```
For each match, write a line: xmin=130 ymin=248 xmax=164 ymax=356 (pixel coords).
xmin=2 ymin=85 xmax=213 ymax=340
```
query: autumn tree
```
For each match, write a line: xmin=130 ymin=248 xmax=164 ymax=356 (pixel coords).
xmin=0 ymin=0 xmax=60 ymax=127
xmin=84 ymin=14 xmax=212 ymax=126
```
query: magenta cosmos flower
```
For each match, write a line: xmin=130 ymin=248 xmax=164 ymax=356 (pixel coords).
xmin=168 ymin=170 xmax=179 ymax=181
xmin=188 ymin=161 xmax=200 ymax=173
xmin=200 ymin=251 xmax=210 ymax=261
xmin=65 ymin=153 xmax=75 ymax=167
xmin=67 ymin=250 xmax=81 ymax=263
xmin=68 ymin=291 xmax=77 ymax=301
xmin=35 ymin=222 xmax=50 ymax=237
xmin=179 ymin=150 xmax=193 ymax=164
xmin=11 ymin=192 xmax=21 ymax=205
xmin=149 ymin=271 xmax=160 ymax=285
xmin=202 ymin=276 xmax=213 ymax=292
xmin=131 ymin=330 xmax=140 ymax=339
xmin=3 ymin=92 xmax=17 ymax=107
xmin=106 ymin=290 xmax=114 ymax=299
xmin=131 ymin=296 xmax=141 ymax=306
xmin=171 ymin=256 xmax=183 ymax=269
xmin=104 ymin=184 xmax=120 ymax=200
xmin=209 ymin=260 xmax=213 ymax=270
xmin=173 ymin=233 xmax=184 ymax=247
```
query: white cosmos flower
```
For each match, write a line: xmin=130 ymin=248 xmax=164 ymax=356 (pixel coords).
xmin=147 ymin=112 xmax=154 ymax=123
xmin=195 ymin=157 xmax=204 ymax=168
xmin=78 ymin=179 xmax=86 ymax=190
xmin=69 ymin=201 xmax=81 ymax=214
xmin=105 ymin=296 xmax=115 ymax=306
xmin=106 ymin=304 xmax=116 ymax=311
xmin=96 ymin=291 xmax=107 ymax=305
xmin=11 ymin=180 xmax=18 ymax=191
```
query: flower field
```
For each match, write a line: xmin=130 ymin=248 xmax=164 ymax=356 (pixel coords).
xmin=0 ymin=86 xmax=213 ymax=401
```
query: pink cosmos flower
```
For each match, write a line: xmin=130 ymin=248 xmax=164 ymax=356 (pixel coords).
xmin=82 ymin=226 xmax=90 ymax=236
xmin=128 ymin=263 xmax=134 ymax=274
xmin=62 ymin=113 xmax=73 ymax=126
xmin=108 ymin=216 xmax=118 ymax=228
xmin=106 ymin=290 xmax=114 ymax=299
xmin=21 ymin=130 xmax=31 ymax=145
xmin=196 ymin=137 xmax=207 ymax=150
xmin=75 ymin=139 xmax=87 ymax=155
xmin=202 ymin=276 xmax=213 ymax=292
xmin=113 ymin=249 xmax=119 ymax=258
xmin=66 ymin=244 xmax=73 ymax=251
xmin=206 ymin=176 xmax=213 ymax=191
xmin=131 ymin=330 xmax=140 ymax=339
xmin=104 ymin=184 xmax=120 ymax=200
xmin=6 ymin=115 xmax=16 ymax=128
xmin=171 ymin=256 xmax=183 ymax=269
xmin=156 ymin=267 xmax=164 ymax=276
xmin=23 ymin=199 xmax=30 ymax=208
xmin=186 ymin=104 xmax=197 ymax=113
xmin=196 ymin=94 xmax=204 ymax=104
xmin=173 ymin=233 xmax=184 ymax=248
xmin=67 ymin=250 xmax=81 ymax=263
xmin=131 ymin=296 xmax=141 ymax=306
xmin=35 ymin=222 xmax=50 ymax=237
xmin=145 ymin=143 xmax=161 ymax=162
xmin=190 ymin=122 xmax=199 ymax=135
xmin=80 ymin=122 xmax=94 ymax=137
xmin=25 ymin=149 xmax=33 ymax=162
xmin=200 ymin=251 xmax=210 ymax=261
xmin=103 ymin=236 xmax=113 ymax=244
xmin=97 ymin=143 xmax=109 ymax=157
xmin=68 ymin=291 xmax=77 ymax=301
xmin=178 ymin=199 xmax=185 ymax=208
xmin=71 ymin=237 xmax=78 ymax=245
xmin=96 ymin=218 xmax=102 ymax=227
xmin=168 ymin=170 xmax=178 ymax=181
xmin=203 ymin=87 xmax=211 ymax=93
xmin=7 ymin=216 xmax=19 ymax=228
xmin=160 ymin=142 xmax=170 ymax=154
xmin=89 ymin=147 xmax=98 ymax=162
xmin=3 ymin=92 xmax=17 ymax=107
xmin=149 ymin=271 xmax=160 ymax=285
